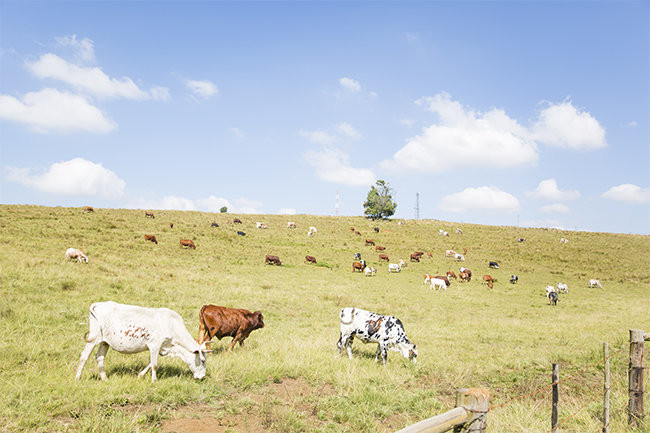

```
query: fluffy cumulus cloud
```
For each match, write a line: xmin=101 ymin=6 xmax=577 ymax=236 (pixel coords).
xmin=186 ymin=79 xmax=218 ymax=99
xmin=55 ymin=34 xmax=95 ymax=63
xmin=541 ymin=203 xmax=571 ymax=214
xmin=0 ymin=88 xmax=115 ymax=133
xmin=438 ymin=186 xmax=520 ymax=213
xmin=532 ymin=101 xmax=606 ymax=150
xmin=195 ymin=195 xmax=232 ymax=212
xmin=5 ymin=158 xmax=125 ymax=198
xmin=602 ymin=184 xmax=650 ymax=203
xmin=132 ymin=195 xmax=261 ymax=213
xmin=527 ymin=179 xmax=580 ymax=201
xmin=339 ymin=77 xmax=361 ymax=92
xmin=304 ymin=147 xmax=375 ymax=187
xmin=382 ymin=92 xmax=538 ymax=172
xmin=337 ymin=122 xmax=363 ymax=140
xmin=299 ymin=129 xmax=337 ymax=145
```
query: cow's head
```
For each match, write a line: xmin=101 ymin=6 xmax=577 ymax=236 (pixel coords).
xmin=187 ymin=342 xmax=211 ymax=380
xmin=398 ymin=342 xmax=418 ymax=363
xmin=253 ymin=311 xmax=265 ymax=329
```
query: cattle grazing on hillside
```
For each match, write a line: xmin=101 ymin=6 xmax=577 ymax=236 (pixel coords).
xmin=365 ymin=239 xmax=375 ymax=246
xmin=375 ymin=245 xmax=386 ymax=251
xmin=548 ymin=291 xmax=559 ymax=305
xmin=169 ymin=222 xmax=174 ymax=229
xmin=483 ymin=275 xmax=495 ymax=284
xmin=75 ymin=301 xmax=209 ymax=382
xmin=180 ymin=239 xmax=196 ymax=249
xmin=145 ymin=211 xmax=155 ymax=218
xmin=446 ymin=271 xmax=457 ymax=280
xmin=352 ymin=261 xmax=365 ymax=272
xmin=83 ymin=206 xmax=94 ymax=213
xmin=388 ymin=263 xmax=402 ymax=273
xmin=427 ymin=252 xmax=433 ymax=258
xmin=364 ymin=266 xmax=376 ymax=277
xmin=354 ymin=231 xmax=361 ymax=236
xmin=198 ymin=304 xmax=264 ymax=352
xmin=459 ymin=271 xmax=471 ymax=282
xmin=305 ymin=255 xmax=317 ymax=264
xmin=237 ymin=231 xmax=246 ymax=236
xmin=556 ymin=282 xmax=568 ymax=293
xmin=510 ymin=275 xmax=519 ymax=284
xmin=256 ymin=222 xmax=268 ymax=229
xmin=354 ymin=253 xmax=361 ymax=260
xmin=454 ymin=253 xmax=465 ymax=262
xmin=488 ymin=261 xmax=499 ymax=269
xmin=337 ymin=307 xmax=417 ymax=365
xmin=374 ymin=227 xmax=380 ymax=233
xmin=410 ymin=253 xmax=421 ymax=262
xmin=350 ymin=226 xmax=355 ymax=232
xmin=144 ymin=234 xmax=158 ymax=244
xmin=430 ymin=278 xmax=447 ymax=290
xmin=446 ymin=250 xmax=456 ymax=257
xmin=378 ymin=254 xmax=389 ymax=262
xmin=233 ymin=218 xmax=242 ymax=224
xmin=518 ymin=238 xmax=526 ymax=242
xmin=455 ymin=228 xmax=463 ymax=235
xmin=560 ymin=238 xmax=569 ymax=244
xmin=439 ymin=229 xmax=449 ymax=236
xmin=65 ymin=248 xmax=88 ymax=263
xmin=589 ymin=279 xmax=602 ymax=288
xmin=265 ymin=255 xmax=282 ymax=266
xmin=211 ymin=222 xmax=219 ymax=228
xmin=287 ymin=222 xmax=296 ymax=229
xmin=308 ymin=226 xmax=317 ymax=237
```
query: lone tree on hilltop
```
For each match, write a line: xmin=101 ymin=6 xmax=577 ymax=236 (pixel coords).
xmin=220 ymin=206 xmax=228 ymax=213
xmin=363 ymin=180 xmax=397 ymax=220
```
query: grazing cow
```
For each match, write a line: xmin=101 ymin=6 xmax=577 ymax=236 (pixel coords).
xmin=413 ymin=251 xmax=425 ymax=258
xmin=510 ymin=275 xmax=519 ymax=284
xmin=388 ymin=263 xmax=401 ymax=273
xmin=236 ymin=231 xmax=246 ymax=236
xmin=169 ymin=222 xmax=174 ymax=229
xmin=375 ymin=245 xmax=386 ymax=251
xmin=309 ymin=226 xmax=317 ymax=234
xmin=287 ymin=222 xmax=296 ymax=229
xmin=352 ymin=261 xmax=365 ymax=272
xmin=211 ymin=222 xmax=219 ymax=228
xmin=233 ymin=218 xmax=242 ymax=224
xmin=144 ymin=234 xmax=158 ymax=244
xmin=374 ymin=227 xmax=380 ymax=233
xmin=378 ymin=254 xmax=389 ymax=263
xmin=454 ymin=253 xmax=465 ymax=262
xmin=446 ymin=271 xmax=457 ymax=280
xmin=145 ymin=211 xmax=155 ymax=218
xmin=198 ymin=305 xmax=264 ymax=352
xmin=518 ymin=238 xmax=526 ymax=242
xmin=430 ymin=278 xmax=447 ymax=290
xmin=445 ymin=250 xmax=456 ymax=257
xmin=459 ymin=267 xmax=471 ymax=275
xmin=305 ymin=255 xmax=317 ymax=264
xmin=548 ymin=291 xmax=559 ymax=305
xmin=364 ymin=266 xmax=376 ymax=277
xmin=410 ymin=253 xmax=421 ymax=262
xmin=265 ymin=255 xmax=282 ymax=266
xmin=488 ymin=261 xmax=499 ymax=269
xmin=256 ymin=222 xmax=268 ymax=229
xmin=455 ymin=228 xmax=463 ymax=235
xmin=589 ymin=279 xmax=602 ymax=288
xmin=560 ymin=238 xmax=569 ymax=244
xmin=180 ymin=239 xmax=196 ymax=249
xmin=398 ymin=259 xmax=407 ymax=268
xmin=365 ymin=239 xmax=375 ymax=246
xmin=483 ymin=275 xmax=494 ymax=284
xmin=426 ymin=252 xmax=433 ymax=258
xmin=459 ymin=271 xmax=471 ymax=282
xmin=434 ymin=276 xmax=450 ymax=287
xmin=355 ymin=231 xmax=361 ymax=236
xmin=75 ymin=301 xmax=209 ymax=383
xmin=354 ymin=253 xmax=361 ymax=260
xmin=350 ymin=226 xmax=356 ymax=232
xmin=65 ymin=248 xmax=88 ymax=263
xmin=556 ymin=282 xmax=568 ymax=293
xmin=337 ymin=307 xmax=417 ymax=365
xmin=83 ymin=206 xmax=94 ymax=213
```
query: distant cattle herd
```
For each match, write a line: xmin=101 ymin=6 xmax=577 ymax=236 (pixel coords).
xmin=70 ymin=207 xmax=600 ymax=381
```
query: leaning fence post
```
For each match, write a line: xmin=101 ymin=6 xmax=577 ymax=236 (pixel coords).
xmin=453 ymin=388 xmax=489 ymax=433
xmin=551 ymin=363 xmax=559 ymax=432
xmin=629 ymin=329 xmax=645 ymax=427
xmin=603 ymin=342 xmax=610 ymax=433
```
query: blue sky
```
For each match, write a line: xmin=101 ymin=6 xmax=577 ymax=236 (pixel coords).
xmin=1 ymin=1 xmax=648 ymax=234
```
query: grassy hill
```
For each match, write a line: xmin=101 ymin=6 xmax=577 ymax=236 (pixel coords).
xmin=0 ymin=204 xmax=648 ymax=432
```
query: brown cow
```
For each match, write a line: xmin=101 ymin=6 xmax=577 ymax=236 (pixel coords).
xmin=459 ymin=271 xmax=471 ymax=282
xmin=375 ymin=245 xmax=386 ymax=251
xmin=446 ymin=271 xmax=457 ymax=280
xmin=354 ymin=231 xmax=361 ymax=236
xmin=410 ymin=253 xmax=421 ymax=262
xmin=169 ymin=222 xmax=174 ymax=229
xmin=233 ymin=218 xmax=242 ymax=224
xmin=365 ymin=239 xmax=375 ymax=246
xmin=352 ymin=261 xmax=364 ymax=272
xmin=145 ymin=211 xmax=155 ymax=218
xmin=198 ymin=305 xmax=264 ymax=352
xmin=373 ymin=227 xmax=380 ymax=233
xmin=483 ymin=275 xmax=494 ymax=284
xmin=265 ymin=255 xmax=282 ymax=266
xmin=305 ymin=255 xmax=317 ymax=264
xmin=378 ymin=254 xmax=389 ymax=262
xmin=83 ymin=206 xmax=94 ymax=213
xmin=350 ymin=227 xmax=355 ymax=232
xmin=144 ymin=234 xmax=158 ymax=244
xmin=427 ymin=252 xmax=433 ymax=258
xmin=180 ymin=239 xmax=196 ymax=249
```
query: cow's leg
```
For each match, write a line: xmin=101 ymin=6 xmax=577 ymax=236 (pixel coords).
xmin=75 ymin=341 xmax=98 ymax=380
xmin=374 ymin=344 xmax=382 ymax=362
xmin=146 ymin=346 xmax=161 ymax=382
xmin=138 ymin=363 xmax=152 ymax=378
xmin=345 ymin=335 xmax=354 ymax=359
xmin=95 ymin=342 xmax=110 ymax=381
xmin=380 ymin=344 xmax=388 ymax=365
xmin=227 ymin=334 xmax=241 ymax=353
xmin=336 ymin=333 xmax=348 ymax=356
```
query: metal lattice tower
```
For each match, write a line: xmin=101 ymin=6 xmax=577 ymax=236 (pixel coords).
xmin=335 ymin=190 xmax=340 ymax=216
xmin=415 ymin=192 xmax=420 ymax=220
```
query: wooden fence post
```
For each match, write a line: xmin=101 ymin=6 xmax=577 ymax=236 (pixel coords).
xmin=453 ymin=388 xmax=489 ymax=433
xmin=603 ymin=342 xmax=610 ymax=433
xmin=629 ymin=329 xmax=644 ymax=427
xmin=551 ymin=363 xmax=559 ymax=432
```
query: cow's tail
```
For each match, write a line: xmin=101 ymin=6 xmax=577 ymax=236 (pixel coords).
xmin=198 ymin=305 xmax=210 ymax=344
xmin=340 ymin=307 xmax=355 ymax=325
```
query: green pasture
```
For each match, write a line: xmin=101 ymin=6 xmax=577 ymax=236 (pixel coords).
xmin=0 ymin=205 xmax=648 ymax=432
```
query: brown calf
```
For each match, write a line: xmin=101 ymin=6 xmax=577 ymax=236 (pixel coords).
xmin=265 ymin=254 xmax=282 ymax=266
xmin=483 ymin=275 xmax=494 ymax=284
xmin=233 ymin=218 xmax=242 ymax=224
xmin=144 ymin=234 xmax=158 ymax=244
xmin=180 ymin=239 xmax=196 ymax=249
xmin=378 ymin=254 xmax=389 ymax=262
xmin=365 ymin=239 xmax=375 ymax=246
xmin=169 ymin=222 xmax=173 ymax=229
xmin=198 ymin=305 xmax=264 ymax=352
xmin=410 ymin=253 xmax=421 ymax=262
xmin=145 ymin=211 xmax=155 ymax=218
xmin=305 ymin=255 xmax=317 ymax=264
xmin=375 ymin=245 xmax=386 ymax=251
xmin=83 ymin=206 xmax=94 ymax=213
xmin=446 ymin=271 xmax=457 ymax=280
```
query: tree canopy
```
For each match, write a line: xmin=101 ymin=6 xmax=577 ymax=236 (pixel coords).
xmin=363 ymin=180 xmax=397 ymax=220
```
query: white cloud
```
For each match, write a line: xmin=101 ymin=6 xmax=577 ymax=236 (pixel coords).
xmin=186 ymin=79 xmax=218 ymax=99
xmin=527 ymin=179 xmax=580 ymax=201
xmin=196 ymin=196 xmax=232 ymax=212
xmin=5 ymin=158 xmax=125 ymax=198
xmin=602 ymin=184 xmax=650 ymax=203
xmin=336 ymin=122 xmax=363 ymax=140
xmin=27 ymin=53 xmax=153 ymax=100
xmin=131 ymin=195 xmax=261 ymax=213
xmin=233 ymin=198 xmax=263 ymax=214
xmin=278 ymin=208 xmax=296 ymax=215
xmin=438 ymin=186 xmax=520 ymax=213
xmin=149 ymin=86 xmax=171 ymax=101
xmin=304 ymin=147 xmax=375 ymax=187
xmin=339 ymin=77 xmax=361 ymax=92
xmin=55 ymin=34 xmax=95 ymax=63
xmin=382 ymin=92 xmax=538 ymax=172
xmin=0 ymin=88 xmax=115 ymax=133
xmin=541 ymin=203 xmax=571 ymax=214
xmin=532 ymin=101 xmax=606 ymax=150
xmin=299 ymin=129 xmax=337 ymax=145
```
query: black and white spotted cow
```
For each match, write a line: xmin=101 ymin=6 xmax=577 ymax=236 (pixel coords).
xmin=337 ymin=307 xmax=417 ymax=365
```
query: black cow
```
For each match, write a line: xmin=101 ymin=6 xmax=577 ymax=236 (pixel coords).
xmin=488 ymin=261 xmax=499 ymax=269
xmin=237 ymin=231 xmax=246 ymax=236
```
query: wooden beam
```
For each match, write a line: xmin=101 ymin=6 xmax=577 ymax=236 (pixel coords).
xmin=394 ymin=407 xmax=470 ymax=433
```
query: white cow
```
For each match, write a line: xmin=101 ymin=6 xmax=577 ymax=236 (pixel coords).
xmin=75 ymin=301 xmax=210 ymax=383
xmin=545 ymin=285 xmax=556 ymax=295
xmin=308 ymin=226 xmax=317 ymax=237
xmin=556 ymin=282 xmax=568 ymax=293
xmin=454 ymin=253 xmax=465 ymax=262
xmin=287 ymin=222 xmax=296 ymax=229
xmin=256 ymin=222 xmax=267 ymax=229
xmin=589 ymin=279 xmax=602 ymax=288
xmin=66 ymin=248 xmax=88 ymax=263
xmin=430 ymin=278 xmax=447 ymax=290
xmin=560 ymin=238 xmax=569 ymax=244
xmin=364 ymin=266 xmax=376 ymax=277
xmin=455 ymin=228 xmax=463 ymax=235
xmin=388 ymin=263 xmax=402 ymax=273
xmin=445 ymin=250 xmax=456 ymax=257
